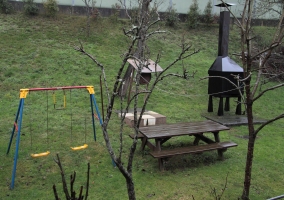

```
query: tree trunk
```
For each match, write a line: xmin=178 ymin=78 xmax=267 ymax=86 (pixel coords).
xmin=117 ymin=0 xmax=151 ymax=97
xmin=242 ymin=132 xmax=256 ymax=200
xmin=126 ymin=176 xmax=136 ymax=200
xmin=241 ymin=77 xmax=256 ymax=200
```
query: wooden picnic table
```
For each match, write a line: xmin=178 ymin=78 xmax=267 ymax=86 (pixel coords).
xmin=137 ymin=120 xmax=237 ymax=170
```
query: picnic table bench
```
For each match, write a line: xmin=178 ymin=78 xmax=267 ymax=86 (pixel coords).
xmin=130 ymin=120 xmax=237 ymax=170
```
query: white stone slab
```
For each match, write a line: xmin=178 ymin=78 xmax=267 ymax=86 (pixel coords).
xmin=118 ymin=113 xmax=134 ymax=118
xmin=146 ymin=111 xmax=158 ymax=115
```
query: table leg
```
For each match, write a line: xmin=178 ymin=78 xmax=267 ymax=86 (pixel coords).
xmin=155 ymin=139 xmax=164 ymax=171
xmin=140 ymin=136 xmax=147 ymax=151
xmin=194 ymin=133 xmax=215 ymax=145
xmin=213 ymin=132 xmax=223 ymax=159
xmin=193 ymin=135 xmax=201 ymax=145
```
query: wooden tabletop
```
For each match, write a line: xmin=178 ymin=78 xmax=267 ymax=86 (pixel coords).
xmin=139 ymin=120 xmax=230 ymax=139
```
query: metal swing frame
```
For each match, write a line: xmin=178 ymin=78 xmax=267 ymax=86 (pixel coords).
xmin=6 ymin=86 xmax=103 ymax=189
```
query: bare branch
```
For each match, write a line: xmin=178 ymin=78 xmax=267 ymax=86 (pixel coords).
xmin=74 ymin=40 xmax=111 ymax=105
xmin=162 ymin=48 xmax=200 ymax=73
xmin=251 ymin=57 xmax=263 ymax=97
xmin=123 ymin=25 xmax=139 ymax=39
xmin=251 ymin=42 xmax=281 ymax=60
xmin=119 ymin=92 xmax=124 ymax=161
xmin=147 ymin=16 xmax=161 ymax=30
xmin=70 ymin=171 xmax=76 ymax=198
xmin=210 ymin=173 xmax=228 ymax=200
xmin=84 ymin=163 xmax=90 ymax=200
xmin=118 ymin=0 xmax=132 ymax=20
xmin=253 ymin=82 xmax=284 ymax=102
xmin=220 ymin=0 xmax=244 ymax=32
xmin=201 ymin=75 xmax=246 ymax=111
xmin=200 ymin=76 xmax=239 ymax=92
xmin=78 ymin=186 xmax=84 ymax=199
xmin=52 ymin=184 xmax=60 ymax=200
xmin=146 ymin=30 xmax=167 ymax=39
xmin=255 ymin=113 xmax=284 ymax=136
xmin=159 ymin=71 xmax=196 ymax=82
xmin=54 ymin=154 xmax=70 ymax=199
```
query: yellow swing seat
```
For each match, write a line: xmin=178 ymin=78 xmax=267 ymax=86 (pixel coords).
xmin=71 ymin=144 xmax=88 ymax=151
xmin=31 ymin=151 xmax=50 ymax=158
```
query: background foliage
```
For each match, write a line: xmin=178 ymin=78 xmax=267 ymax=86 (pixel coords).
xmin=43 ymin=0 xmax=59 ymax=17
xmin=0 ymin=0 xmax=13 ymax=14
xmin=23 ymin=0 xmax=39 ymax=16
xmin=187 ymin=0 xmax=200 ymax=28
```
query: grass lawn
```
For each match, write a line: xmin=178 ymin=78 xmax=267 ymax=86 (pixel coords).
xmin=1 ymin=13 xmax=284 ymax=199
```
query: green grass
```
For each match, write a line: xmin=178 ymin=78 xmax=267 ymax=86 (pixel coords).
xmin=1 ymin=13 xmax=284 ymax=200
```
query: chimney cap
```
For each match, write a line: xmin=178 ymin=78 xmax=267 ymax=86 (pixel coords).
xmin=215 ymin=2 xmax=235 ymax=7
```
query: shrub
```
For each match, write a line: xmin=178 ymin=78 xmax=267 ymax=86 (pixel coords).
xmin=0 ymin=0 xmax=13 ymax=14
xmin=43 ymin=0 xmax=59 ymax=17
xmin=109 ymin=3 xmax=121 ymax=22
xmin=91 ymin=7 xmax=100 ymax=21
xmin=187 ymin=0 xmax=200 ymax=29
xmin=203 ymin=0 xmax=213 ymax=26
xmin=149 ymin=2 xmax=159 ymax=22
xmin=130 ymin=6 xmax=140 ymax=24
xmin=23 ymin=0 xmax=39 ymax=16
xmin=88 ymin=0 xmax=100 ymax=21
xmin=165 ymin=6 xmax=179 ymax=27
xmin=213 ymin=14 xmax=220 ymax=24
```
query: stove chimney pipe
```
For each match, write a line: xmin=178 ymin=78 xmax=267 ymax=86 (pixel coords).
xmin=218 ymin=11 xmax=230 ymax=56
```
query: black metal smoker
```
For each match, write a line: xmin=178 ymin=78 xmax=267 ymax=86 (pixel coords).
xmin=208 ymin=3 xmax=244 ymax=116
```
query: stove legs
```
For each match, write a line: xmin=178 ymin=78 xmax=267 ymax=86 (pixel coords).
xmin=224 ymin=97 xmax=230 ymax=111
xmin=218 ymin=97 xmax=224 ymax=116
xmin=208 ymin=95 xmax=213 ymax=112
xmin=208 ymin=96 xmax=241 ymax=116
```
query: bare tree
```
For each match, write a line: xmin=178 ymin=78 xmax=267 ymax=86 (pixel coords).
xmin=82 ymin=0 xmax=96 ymax=37
xmin=53 ymin=154 xmax=90 ymax=200
xmin=254 ymin=0 xmax=284 ymax=18
xmin=74 ymin=0 xmax=199 ymax=199
xmin=210 ymin=173 xmax=229 ymax=200
xmin=221 ymin=0 xmax=284 ymax=199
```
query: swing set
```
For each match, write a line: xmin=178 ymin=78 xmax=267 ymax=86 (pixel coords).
xmin=6 ymin=85 xmax=103 ymax=189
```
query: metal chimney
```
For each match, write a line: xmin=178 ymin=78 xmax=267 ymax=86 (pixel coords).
xmin=218 ymin=11 xmax=230 ymax=56
xmin=207 ymin=3 xmax=244 ymax=116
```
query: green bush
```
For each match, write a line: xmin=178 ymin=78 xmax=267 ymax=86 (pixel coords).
xmin=187 ymin=0 xmax=200 ymax=29
xmin=149 ymin=3 xmax=159 ymax=22
xmin=165 ymin=7 xmax=179 ymax=27
xmin=43 ymin=0 xmax=59 ymax=17
xmin=23 ymin=0 xmax=39 ymax=16
xmin=130 ymin=7 xmax=140 ymax=24
xmin=109 ymin=3 xmax=121 ymax=22
xmin=91 ymin=7 xmax=100 ymax=21
xmin=0 ymin=0 xmax=13 ymax=14
xmin=203 ymin=0 xmax=214 ymax=26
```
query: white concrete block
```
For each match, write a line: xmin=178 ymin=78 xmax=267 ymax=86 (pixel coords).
xmin=142 ymin=115 xmax=156 ymax=126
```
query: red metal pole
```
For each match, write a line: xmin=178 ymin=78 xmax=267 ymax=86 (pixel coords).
xmin=28 ymin=86 xmax=89 ymax=91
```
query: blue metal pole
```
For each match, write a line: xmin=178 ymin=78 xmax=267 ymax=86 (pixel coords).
xmin=91 ymin=94 xmax=103 ymax=125
xmin=10 ymin=98 xmax=25 ymax=189
xmin=7 ymin=99 xmax=22 ymax=155
xmin=90 ymin=94 xmax=116 ymax=167
xmin=91 ymin=94 xmax=115 ymax=167
xmin=90 ymin=94 xmax=96 ymax=141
